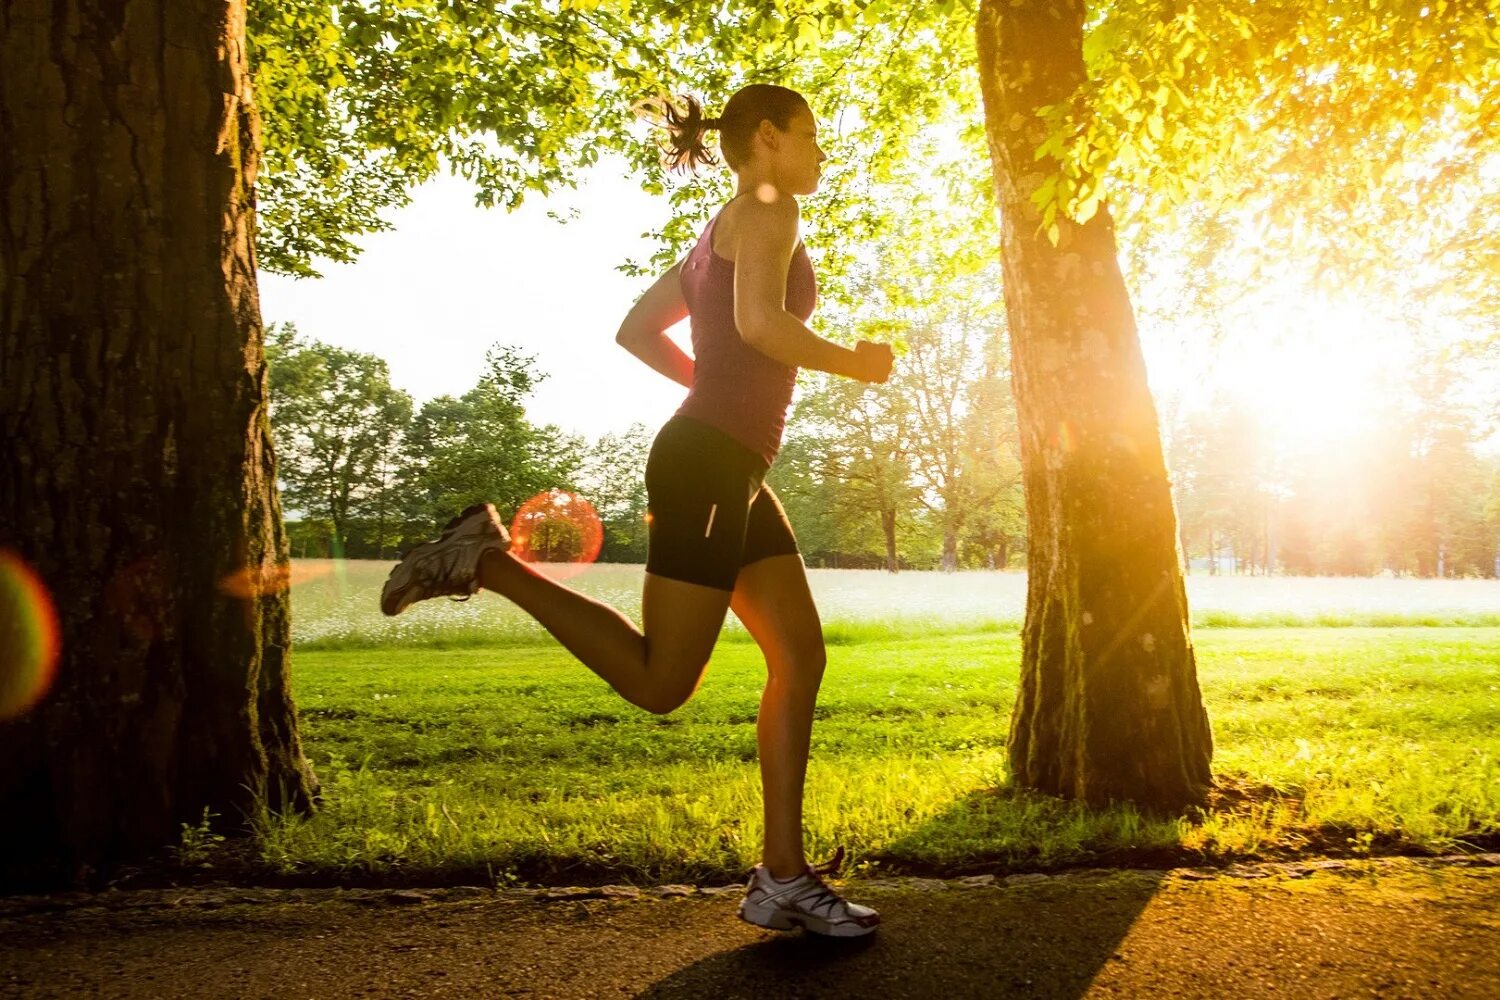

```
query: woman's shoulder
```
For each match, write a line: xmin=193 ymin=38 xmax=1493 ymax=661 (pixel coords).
xmin=716 ymin=191 xmax=800 ymax=260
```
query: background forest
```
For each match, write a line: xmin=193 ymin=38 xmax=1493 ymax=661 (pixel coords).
xmin=269 ymin=312 xmax=1500 ymax=577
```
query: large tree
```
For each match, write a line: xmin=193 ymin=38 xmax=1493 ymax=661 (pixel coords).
xmin=973 ymin=0 xmax=1498 ymax=807
xmin=977 ymin=0 xmax=1213 ymax=810
xmin=0 ymin=0 xmax=316 ymax=884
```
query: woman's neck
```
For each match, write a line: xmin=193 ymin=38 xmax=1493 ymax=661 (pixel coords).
xmin=732 ymin=168 xmax=786 ymax=202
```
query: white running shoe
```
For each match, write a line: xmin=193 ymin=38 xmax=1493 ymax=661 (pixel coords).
xmin=379 ymin=503 xmax=509 ymax=616
xmin=737 ymin=846 xmax=880 ymax=938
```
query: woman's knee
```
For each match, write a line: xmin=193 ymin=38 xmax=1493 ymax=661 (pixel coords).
xmin=637 ymin=661 xmax=708 ymax=715
xmin=768 ymin=645 xmax=826 ymax=690
xmin=639 ymin=687 xmax=690 ymax=715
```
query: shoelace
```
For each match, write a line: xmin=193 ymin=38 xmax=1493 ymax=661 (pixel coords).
xmin=757 ymin=846 xmax=850 ymax=919
xmin=408 ymin=538 xmax=479 ymax=601
xmin=785 ymin=875 xmax=846 ymax=919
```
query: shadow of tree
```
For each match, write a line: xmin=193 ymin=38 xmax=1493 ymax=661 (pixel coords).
xmin=870 ymin=784 xmax=1192 ymax=877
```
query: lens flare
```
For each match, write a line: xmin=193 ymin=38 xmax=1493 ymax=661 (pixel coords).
xmin=1049 ymin=420 xmax=1076 ymax=455
xmin=0 ymin=550 xmax=61 ymax=720
xmin=218 ymin=560 xmax=333 ymax=599
xmin=510 ymin=490 xmax=604 ymax=580
xmin=328 ymin=532 xmax=349 ymax=595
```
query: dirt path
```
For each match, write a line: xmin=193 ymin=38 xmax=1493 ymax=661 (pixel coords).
xmin=4 ymin=856 xmax=1498 ymax=999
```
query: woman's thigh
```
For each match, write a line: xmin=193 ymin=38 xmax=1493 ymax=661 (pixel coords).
xmin=640 ymin=571 xmax=734 ymax=708
xmin=730 ymin=553 xmax=825 ymax=683
xmin=740 ymin=484 xmax=800 ymax=570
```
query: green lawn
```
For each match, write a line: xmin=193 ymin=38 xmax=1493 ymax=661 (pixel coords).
xmin=254 ymin=627 xmax=1500 ymax=885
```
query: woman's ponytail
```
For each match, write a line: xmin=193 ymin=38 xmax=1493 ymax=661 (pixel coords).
xmin=635 ymin=94 xmax=720 ymax=174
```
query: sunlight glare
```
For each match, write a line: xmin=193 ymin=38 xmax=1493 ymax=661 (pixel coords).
xmin=1213 ymin=288 xmax=1412 ymax=451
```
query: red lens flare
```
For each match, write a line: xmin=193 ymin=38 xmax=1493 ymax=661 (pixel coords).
xmin=0 ymin=550 xmax=62 ymax=720
xmin=218 ymin=560 xmax=334 ymax=600
xmin=509 ymin=490 xmax=604 ymax=581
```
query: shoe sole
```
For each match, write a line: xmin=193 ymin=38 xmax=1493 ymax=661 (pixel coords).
xmin=736 ymin=901 xmax=879 ymax=938
xmin=380 ymin=504 xmax=502 ymax=616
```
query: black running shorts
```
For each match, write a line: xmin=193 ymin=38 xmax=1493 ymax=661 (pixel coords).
xmin=644 ymin=415 xmax=800 ymax=592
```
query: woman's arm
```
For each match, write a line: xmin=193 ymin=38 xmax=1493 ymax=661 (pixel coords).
xmin=615 ymin=262 xmax=695 ymax=389
xmin=731 ymin=195 xmax=892 ymax=384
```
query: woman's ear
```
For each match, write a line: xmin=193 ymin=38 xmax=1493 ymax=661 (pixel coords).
xmin=755 ymin=117 xmax=781 ymax=153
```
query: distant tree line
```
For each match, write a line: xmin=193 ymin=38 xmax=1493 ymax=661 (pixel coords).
xmin=266 ymin=323 xmax=649 ymax=564
xmin=1165 ymin=362 xmax=1500 ymax=578
xmin=268 ymin=314 xmax=1498 ymax=578
xmin=265 ymin=310 xmax=1027 ymax=572
xmin=773 ymin=200 xmax=1028 ymax=573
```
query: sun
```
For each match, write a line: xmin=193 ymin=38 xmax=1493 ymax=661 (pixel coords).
xmin=1210 ymin=286 xmax=1413 ymax=450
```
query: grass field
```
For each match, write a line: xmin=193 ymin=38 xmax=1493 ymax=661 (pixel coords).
xmin=287 ymin=560 xmax=1500 ymax=649
xmin=253 ymin=560 xmax=1500 ymax=886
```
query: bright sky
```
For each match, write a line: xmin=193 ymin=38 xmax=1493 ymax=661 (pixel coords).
xmin=258 ymin=159 xmax=1496 ymax=456
xmin=256 ymin=157 xmax=1209 ymax=442
xmin=257 ymin=157 xmax=691 ymax=443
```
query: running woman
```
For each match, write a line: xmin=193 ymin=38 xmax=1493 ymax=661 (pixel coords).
xmin=380 ymin=84 xmax=893 ymax=937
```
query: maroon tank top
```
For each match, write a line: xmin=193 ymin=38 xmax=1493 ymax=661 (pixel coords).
xmin=675 ymin=198 xmax=817 ymax=466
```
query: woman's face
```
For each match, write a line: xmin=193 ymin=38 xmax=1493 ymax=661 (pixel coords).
xmin=772 ymin=106 xmax=827 ymax=196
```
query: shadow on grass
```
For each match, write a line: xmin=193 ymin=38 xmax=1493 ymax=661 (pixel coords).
xmin=636 ymin=871 xmax=1165 ymax=1000
xmin=863 ymin=783 xmax=1197 ymax=879
xmin=857 ymin=777 xmax=1500 ymax=880
xmin=85 ymin=777 xmax=1496 ymax=895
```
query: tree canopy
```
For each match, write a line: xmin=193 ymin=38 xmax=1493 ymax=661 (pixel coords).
xmin=249 ymin=2 xmax=1499 ymax=321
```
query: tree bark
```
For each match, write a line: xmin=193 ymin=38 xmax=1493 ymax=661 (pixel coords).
xmin=976 ymin=0 xmax=1213 ymax=811
xmin=0 ymin=0 xmax=317 ymax=885
xmin=881 ymin=508 xmax=899 ymax=573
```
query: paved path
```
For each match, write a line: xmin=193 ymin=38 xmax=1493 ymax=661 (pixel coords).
xmin=3 ymin=857 xmax=1498 ymax=998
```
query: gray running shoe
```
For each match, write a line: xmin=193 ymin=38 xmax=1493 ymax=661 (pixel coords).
xmin=737 ymin=846 xmax=880 ymax=937
xmin=379 ymin=503 xmax=509 ymax=616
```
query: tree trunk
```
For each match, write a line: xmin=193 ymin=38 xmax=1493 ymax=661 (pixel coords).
xmin=375 ymin=461 xmax=390 ymax=561
xmin=0 ymin=0 xmax=317 ymax=886
xmin=940 ymin=525 xmax=959 ymax=573
xmin=976 ymin=0 xmax=1213 ymax=811
xmin=881 ymin=508 xmax=899 ymax=573
xmin=1266 ymin=506 xmax=1275 ymax=575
